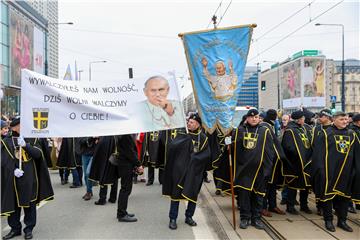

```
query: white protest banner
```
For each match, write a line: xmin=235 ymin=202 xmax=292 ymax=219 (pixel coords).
xmin=20 ymin=69 xmax=186 ymax=137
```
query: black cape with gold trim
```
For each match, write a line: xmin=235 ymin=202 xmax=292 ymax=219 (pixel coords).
xmin=311 ymin=125 xmax=357 ymax=202
xmin=140 ymin=131 xmax=166 ymax=169
xmin=89 ymin=136 xmax=118 ymax=186
xmin=348 ymin=125 xmax=360 ymax=204
xmin=260 ymin=121 xmax=291 ymax=187
xmin=206 ymin=128 xmax=226 ymax=171
xmin=56 ymin=138 xmax=82 ymax=169
xmin=1 ymin=137 xmax=54 ymax=217
xmin=162 ymin=129 xmax=211 ymax=203
xmin=232 ymin=124 xmax=274 ymax=195
xmin=282 ymin=121 xmax=312 ymax=190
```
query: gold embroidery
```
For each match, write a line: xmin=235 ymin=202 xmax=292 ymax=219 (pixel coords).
xmin=334 ymin=135 xmax=350 ymax=154
xmin=243 ymin=132 xmax=258 ymax=149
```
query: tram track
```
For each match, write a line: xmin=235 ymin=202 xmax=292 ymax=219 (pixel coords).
xmin=261 ymin=216 xmax=287 ymax=240
xmin=307 ymin=195 xmax=360 ymax=227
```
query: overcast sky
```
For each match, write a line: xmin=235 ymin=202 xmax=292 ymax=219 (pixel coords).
xmin=58 ymin=0 xmax=359 ymax=95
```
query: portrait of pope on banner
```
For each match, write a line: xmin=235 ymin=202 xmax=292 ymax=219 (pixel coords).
xmin=134 ymin=75 xmax=184 ymax=131
xmin=201 ymin=57 xmax=238 ymax=101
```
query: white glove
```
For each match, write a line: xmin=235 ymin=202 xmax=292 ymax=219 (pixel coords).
xmin=225 ymin=136 xmax=232 ymax=145
xmin=17 ymin=136 xmax=26 ymax=147
xmin=14 ymin=168 xmax=24 ymax=178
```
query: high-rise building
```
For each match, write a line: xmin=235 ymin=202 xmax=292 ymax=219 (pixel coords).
xmin=27 ymin=0 xmax=58 ymax=78
xmin=0 ymin=1 xmax=55 ymax=116
xmin=237 ymin=66 xmax=259 ymax=108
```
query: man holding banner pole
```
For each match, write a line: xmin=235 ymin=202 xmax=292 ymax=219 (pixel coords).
xmin=1 ymin=117 xmax=54 ymax=240
xmin=179 ymin=23 xmax=256 ymax=229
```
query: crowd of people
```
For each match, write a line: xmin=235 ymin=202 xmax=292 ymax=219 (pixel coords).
xmin=1 ymin=107 xmax=360 ymax=239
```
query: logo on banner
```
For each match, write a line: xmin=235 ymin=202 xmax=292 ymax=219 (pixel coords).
xmin=32 ymin=108 xmax=49 ymax=130
xmin=334 ymin=135 xmax=350 ymax=154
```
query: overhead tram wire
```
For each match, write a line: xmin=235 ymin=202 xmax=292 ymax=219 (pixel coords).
xmin=206 ymin=0 xmax=223 ymax=29
xmin=248 ymin=0 xmax=344 ymax=62
xmin=254 ymin=0 xmax=317 ymax=43
xmin=217 ymin=0 xmax=232 ymax=26
xmin=59 ymin=28 xmax=177 ymax=40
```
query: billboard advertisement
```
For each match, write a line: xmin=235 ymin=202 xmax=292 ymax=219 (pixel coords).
xmin=281 ymin=59 xmax=301 ymax=109
xmin=33 ymin=26 xmax=45 ymax=74
xmin=10 ymin=9 xmax=34 ymax=86
xmin=302 ymin=57 xmax=325 ymax=107
xmin=279 ymin=57 xmax=326 ymax=109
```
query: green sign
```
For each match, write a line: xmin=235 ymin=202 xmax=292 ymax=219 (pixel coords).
xmin=303 ymin=50 xmax=319 ymax=56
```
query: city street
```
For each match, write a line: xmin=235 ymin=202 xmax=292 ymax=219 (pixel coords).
xmin=1 ymin=170 xmax=228 ymax=240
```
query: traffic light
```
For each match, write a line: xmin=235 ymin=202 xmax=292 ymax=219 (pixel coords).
xmin=261 ymin=81 xmax=266 ymax=91
xmin=331 ymin=102 xmax=336 ymax=114
xmin=129 ymin=68 xmax=133 ymax=79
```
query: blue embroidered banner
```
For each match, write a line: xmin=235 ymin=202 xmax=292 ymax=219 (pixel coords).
xmin=180 ymin=24 xmax=255 ymax=134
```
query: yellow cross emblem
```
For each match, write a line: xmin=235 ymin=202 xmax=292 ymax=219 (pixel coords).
xmin=334 ymin=135 xmax=350 ymax=154
xmin=32 ymin=109 xmax=49 ymax=130
xmin=243 ymin=132 xmax=258 ymax=149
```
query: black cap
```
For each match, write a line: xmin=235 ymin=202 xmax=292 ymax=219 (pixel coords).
xmin=303 ymin=108 xmax=315 ymax=119
xmin=291 ymin=110 xmax=304 ymax=120
xmin=266 ymin=109 xmax=278 ymax=121
xmin=10 ymin=116 xmax=20 ymax=127
xmin=348 ymin=112 xmax=355 ymax=118
xmin=189 ymin=113 xmax=202 ymax=125
xmin=353 ymin=114 xmax=360 ymax=122
xmin=319 ymin=109 xmax=332 ymax=118
xmin=247 ymin=109 xmax=259 ymax=117
xmin=333 ymin=111 xmax=347 ymax=117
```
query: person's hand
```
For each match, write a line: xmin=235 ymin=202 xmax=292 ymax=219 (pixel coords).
xmin=158 ymin=99 xmax=175 ymax=116
xmin=17 ymin=136 xmax=26 ymax=147
xmin=201 ymin=57 xmax=208 ymax=67
xmin=228 ymin=60 xmax=233 ymax=70
xmin=14 ymin=168 xmax=24 ymax=178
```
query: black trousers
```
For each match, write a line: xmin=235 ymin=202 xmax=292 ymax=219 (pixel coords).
xmin=323 ymin=196 xmax=349 ymax=222
xmin=238 ymin=189 xmax=263 ymax=220
xmin=263 ymin=183 xmax=277 ymax=210
xmin=287 ymin=188 xmax=308 ymax=209
xmin=8 ymin=202 xmax=36 ymax=233
xmin=169 ymin=200 xmax=196 ymax=220
xmin=147 ymin=166 xmax=163 ymax=184
xmin=117 ymin=165 xmax=133 ymax=218
xmin=99 ymin=180 xmax=118 ymax=201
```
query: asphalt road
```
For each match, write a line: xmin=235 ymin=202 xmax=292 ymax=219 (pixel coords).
xmin=1 ymin=169 xmax=225 ymax=240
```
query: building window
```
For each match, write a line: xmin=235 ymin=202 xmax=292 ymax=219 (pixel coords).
xmin=1 ymin=44 xmax=8 ymax=66
xmin=1 ymin=2 xmax=9 ymax=24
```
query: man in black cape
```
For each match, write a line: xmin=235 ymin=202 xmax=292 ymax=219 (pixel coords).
xmin=162 ymin=113 xmax=211 ymax=230
xmin=350 ymin=114 xmax=360 ymax=210
xmin=310 ymin=108 xmax=333 ymax=216
xmin=311 ymin=111 xmax=358 ymax=232
xmin=56 ymin=137 xmax=83 ymax=188
xmin=140 ymin=131 xmax=165 ymax=186
xmin=282 ymin=110 xmax=312 ymax=215
xmin=260 ymin=109 xmax=287 ymax=217
xmin=1 ymin=117 xmax=54 ymax=240
xmin=89 ymin=136 xmax=119 ymax=205
xmin=232 ymin=109 xmax=274 ymax=230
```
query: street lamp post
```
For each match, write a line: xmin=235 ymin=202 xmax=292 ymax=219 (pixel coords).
xmin=264 ymin=60 xmax=280 ymax=109
xmin=89 ymin=61 xmax=107 ymax=81
xmin=45 ymin=22 xmax=74 ymax=76
xmin=315 ymin=23 xmax=345 ymax=111
xmin=78 ymin=70 xmax=83 ymax=80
